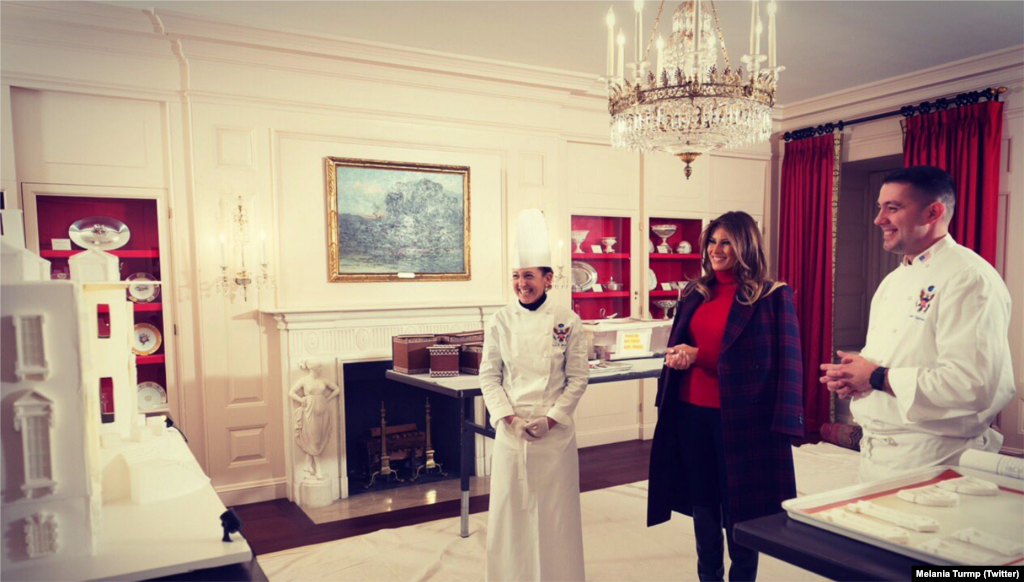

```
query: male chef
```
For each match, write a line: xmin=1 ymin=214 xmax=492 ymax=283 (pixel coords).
xmin=479 ymin=209 xmax=589 ymax=581
xmin=820 ymin=165 xmax=1015 ymax=482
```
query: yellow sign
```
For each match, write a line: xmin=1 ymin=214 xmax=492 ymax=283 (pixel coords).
xmin=616 ymin=330 xmax=652 ymax=357
xmin=622 ymin=333 xmax=644 ymax=350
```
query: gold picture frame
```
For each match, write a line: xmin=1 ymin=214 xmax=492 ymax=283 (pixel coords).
xmin=325 ymin=157 xmax=471 ymax=282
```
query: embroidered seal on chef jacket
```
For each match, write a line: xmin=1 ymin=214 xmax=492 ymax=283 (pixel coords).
xmin=552 ymin=323 xmax=571 ymax=347
xmin=918 ymin=286 xmax=936 ymax=313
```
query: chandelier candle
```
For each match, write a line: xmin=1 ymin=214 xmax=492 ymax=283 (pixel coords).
xmin=656 ymin=35 xmax=665 ymax=79
xmin=755 ymin=16 xmax=763 ymax=58
xmin=693 ymin=0 xmax=701 ymax=54
xmin=617 ymin=30 xmax=625 ymax=79
xmin=634 ymin=0 xmax=644 ymax=74
xmin=767 ymin=1 xmax=776 ymax=68
xmin=606 ymin=8 xmax=615 ymax=77
xmin=749 ymin=0 xmax=758 ymax=55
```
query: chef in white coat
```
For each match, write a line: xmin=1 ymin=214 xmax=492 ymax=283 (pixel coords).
xmin=820 ymin=166 xmax=1015 ymax=482
xmin=479 ymin=208 xmax=589 ymax=582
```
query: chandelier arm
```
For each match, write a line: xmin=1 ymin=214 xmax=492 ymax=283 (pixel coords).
xmin=708 ymin=0 xmax=730 ymax=70
xmin=643 ymin=0 xmax=669 ymax=63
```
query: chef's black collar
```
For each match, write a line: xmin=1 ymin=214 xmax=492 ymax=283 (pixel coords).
xmin=519 ymin=293 xmax=548 ymax=311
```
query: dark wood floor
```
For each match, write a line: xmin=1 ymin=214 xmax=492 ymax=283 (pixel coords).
xmin=232 ymin=438 xmax=653 ymax=555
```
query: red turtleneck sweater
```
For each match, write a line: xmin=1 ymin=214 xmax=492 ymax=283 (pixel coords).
xmin=678 ymin=270 xmax=738 ymax=408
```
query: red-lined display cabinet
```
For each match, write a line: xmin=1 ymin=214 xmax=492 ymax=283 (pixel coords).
xmin=569 ymin=215 xmax=633 ymax=321
xmin=646 ymin=216 xmax=704 ymax=320
xmin=23 ymin=184 xmax=175 ymax=418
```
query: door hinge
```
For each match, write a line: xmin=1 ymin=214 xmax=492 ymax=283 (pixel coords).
xmin=173 ymin=324 xmax=178 ymax=336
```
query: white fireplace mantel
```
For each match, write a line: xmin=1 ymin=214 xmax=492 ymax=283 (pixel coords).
xmin=263 ymin=303 xmax=503 ymax=505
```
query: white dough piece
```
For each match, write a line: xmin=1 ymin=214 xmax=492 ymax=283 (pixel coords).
xmin=896 ymin=485 xmax=960 ymax=507
xmin=917 ymin=538 xmax=994 ymax=564
xmin=936 ymin=476 xmax=999 ymax=496
xmin=952 ymin=528 xmax=1024 ymax=556
xmin=820 ymin=508 xmax=910 ymax=544
xmin=846 ymin=500 xmax=939 ymax=532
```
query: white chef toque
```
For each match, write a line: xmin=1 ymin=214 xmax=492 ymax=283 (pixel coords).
xmin=512 ymin=209 xmax=552 ymax=269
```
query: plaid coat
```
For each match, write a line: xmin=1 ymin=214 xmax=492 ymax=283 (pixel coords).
xmin=647 ymin=284 xmax=804 ymax=529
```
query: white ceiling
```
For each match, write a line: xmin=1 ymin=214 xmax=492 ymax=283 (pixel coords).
xmin=109 ymin=1 xmax=1024 ymax=105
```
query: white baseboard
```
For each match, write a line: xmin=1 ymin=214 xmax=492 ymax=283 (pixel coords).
xmin=216 ymin=478 xmax=289 ymax=507
xmin=577 ymin=426 xmax=640 ymax=449
xmin=640 ymin=423 xmax=656 ymax=440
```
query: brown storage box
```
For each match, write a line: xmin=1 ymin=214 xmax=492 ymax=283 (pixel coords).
xmin=459 ymin=342 xmax=484 ymax=375
xmin=437 ymin=330 xmax=484 ymax=346
xmin=392 ymin=334 xmax=437 ymax=374
xmin=427 ymin=344 xmax=460 ymax=378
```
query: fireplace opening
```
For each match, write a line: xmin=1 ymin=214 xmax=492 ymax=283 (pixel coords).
xmin=343 ymin=361 xmax=465 ymax=494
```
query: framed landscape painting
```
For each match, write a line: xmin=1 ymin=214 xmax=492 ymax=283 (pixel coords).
xmin=325 ymin=157 xmax=471 ymax=282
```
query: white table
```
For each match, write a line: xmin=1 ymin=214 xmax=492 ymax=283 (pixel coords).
xmin=10 ymin=431 xmax=253 ymax=582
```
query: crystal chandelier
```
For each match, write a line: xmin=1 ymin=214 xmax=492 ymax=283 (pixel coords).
xmin=603 ymin=0 xmax=783 ymax=178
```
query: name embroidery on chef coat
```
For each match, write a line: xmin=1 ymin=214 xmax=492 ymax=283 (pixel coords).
xmin=552 ymin=323 xmax=571 ymax=347
xmin=916 ymin=285 xmax=936 ymax=316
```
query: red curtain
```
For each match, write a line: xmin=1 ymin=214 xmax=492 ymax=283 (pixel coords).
xmin=778 ymin=134 xmax=836 ymax=437
xmin=903 ymin=101 xmax=1004 ymax=266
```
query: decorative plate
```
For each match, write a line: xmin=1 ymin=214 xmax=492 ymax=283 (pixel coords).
xmin=69 ymin=216 xmax=130 ymax=250
xmin=127 ymin=272 xmax=160 ymax=303
xmin=648 ymin=240 xmax=655 ymax=254
xmin=676 ymin=240 xmax=693 ymax=254
xmin=571 ymin=261 xmax=598 ymax=292
xmin=137 ymin=381 xmax=167 ymax=411
xmin=648 ymin=268 xmax=657 ymax=291
xmin=133 ymin=323 xmax=162 ymax=356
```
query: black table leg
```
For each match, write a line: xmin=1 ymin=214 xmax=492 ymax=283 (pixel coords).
xmin=460 ymin=396 xmax=474 ymax=537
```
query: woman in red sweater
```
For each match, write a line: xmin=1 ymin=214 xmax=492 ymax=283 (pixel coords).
xmin=646 ymin=211 xmax=804 ymax=582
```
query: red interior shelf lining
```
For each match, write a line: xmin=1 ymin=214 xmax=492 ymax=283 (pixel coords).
xmin=41 ymin=250 xmax=159 ymax=258
xmin=571 ymin=291 xmax=630 ymax=299
xmin=649 ymin=254 xmax=701 ymax=260
xmin=136 ymin=354 xmax=165 ymax=365
xmin=571 ymin=253 xmax=630 ymax=260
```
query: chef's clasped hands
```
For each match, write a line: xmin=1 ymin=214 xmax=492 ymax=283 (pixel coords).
xmin=505 ymin=416 xmax=557 ymax=441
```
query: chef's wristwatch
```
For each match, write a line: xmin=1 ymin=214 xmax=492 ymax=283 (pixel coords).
xmin=870 ymin=366 xmax=889 ymax=391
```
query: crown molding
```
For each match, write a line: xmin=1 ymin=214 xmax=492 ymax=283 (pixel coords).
xmin=150 ymin=9 xmax=597 ymax=96
xmin=778 ymin=45 xmax=1024 ymax=131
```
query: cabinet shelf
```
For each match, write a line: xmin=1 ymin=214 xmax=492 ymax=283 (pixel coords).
xmin=96 ymin=303 xmax=163 ymax=313
xmin=136 ymin=354 xmax=165 ymax=365
xmin=572 ymin=291 xmax=630 ymax=299
xmin=649 ymin=253 xmax=701 ymax=260
xmin=649 ymin=290 xmax=683 ymax=298
xmin=41 ymin=249 xmax=160 ymax=258
xmin=571 ymin=253 xmax=629 ymax=260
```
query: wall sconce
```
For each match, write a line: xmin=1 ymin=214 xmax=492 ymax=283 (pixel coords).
xmin=553 ymin=239 xmax=569 ymax=290
xmin=217 ymin=196 xmax=274 ymax=302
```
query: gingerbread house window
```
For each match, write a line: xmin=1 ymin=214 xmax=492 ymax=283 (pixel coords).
xmin=14 ymin=391 xmax=55 ymax=498
xmin=24 ymin=513 xmax=58 ymax=558
xmin=13 ymin=313 xmax=49 ymax=380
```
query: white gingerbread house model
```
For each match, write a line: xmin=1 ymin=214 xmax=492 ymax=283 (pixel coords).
xmin=1 ymin=211 xmax=210 ymax=578
xmin=2 ymin=212 xmax=103 ymax=568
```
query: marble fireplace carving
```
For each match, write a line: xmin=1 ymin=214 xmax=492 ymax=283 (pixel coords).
xmin=267 ymin=305 xmax=501 ymax=507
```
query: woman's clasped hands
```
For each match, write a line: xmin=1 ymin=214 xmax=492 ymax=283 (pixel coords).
xmin=665 ymin=344 xmax=699 ymax=370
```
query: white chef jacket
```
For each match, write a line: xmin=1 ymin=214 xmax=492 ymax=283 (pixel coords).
xmin=479 ymin=298 xmax=589 ymax=428
xmin=852 ymin=234 xmax=1015 ymax=482
xmin=479 ymin=297 xmax=589 ymax=582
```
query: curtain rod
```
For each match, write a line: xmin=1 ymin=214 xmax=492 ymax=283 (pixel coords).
xmin=782 ymin=86 xmax=1008 ymax=142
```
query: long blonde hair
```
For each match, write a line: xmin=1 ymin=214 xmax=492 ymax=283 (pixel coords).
xmin=682 ymin=211 xmax=785 ymax=305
